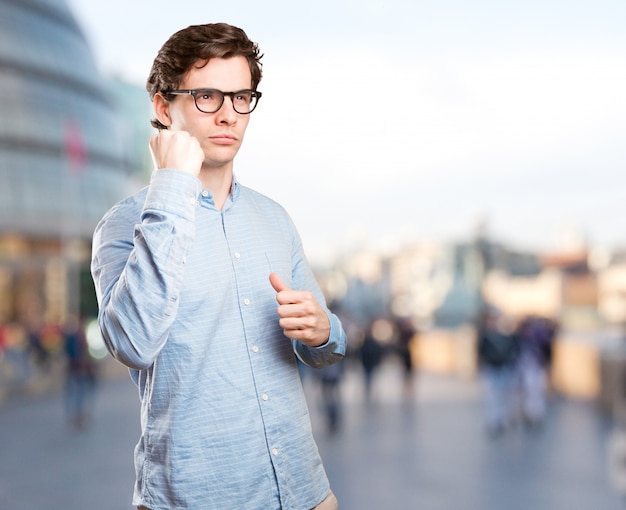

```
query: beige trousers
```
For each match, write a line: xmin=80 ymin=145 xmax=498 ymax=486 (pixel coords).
xmin=138 ymin=489 xmax=338 ymax=510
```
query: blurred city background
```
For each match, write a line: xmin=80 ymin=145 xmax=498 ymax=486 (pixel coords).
xmin=1 ymin=0 xmax=626 ymax=508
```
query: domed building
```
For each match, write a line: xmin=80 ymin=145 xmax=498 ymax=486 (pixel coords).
xmin=0 ymin=0 xmax=137 ymax=328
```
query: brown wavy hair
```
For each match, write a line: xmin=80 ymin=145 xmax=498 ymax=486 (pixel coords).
xmin=146 ymin=23 xmax=263 ymax=130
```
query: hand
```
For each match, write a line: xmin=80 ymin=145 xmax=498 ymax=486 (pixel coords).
xmin=269 ymin=272 xmax=330 ymax=347
xmin=149 ymin=129 xmax=204 ymax=178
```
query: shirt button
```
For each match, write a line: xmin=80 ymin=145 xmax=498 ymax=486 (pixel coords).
xmin=243 ymin=298 xmax=251 ymax=306
xmin=189 ymin=197 xmax=197 ymax=206
xmin=262 ymin=393 xmax=268 ymax=401
xmin=272 ymin=448 xmax=278 ymax=456
xmin=181 ymin=257 xmax=187 ymax=264
xmin=234 ymin=252 xmax=241 ymax=259
xmin=201 ymin=190 xmax=209 ymax=197
xmin=252 ymin=346 xmax=259 ymax=353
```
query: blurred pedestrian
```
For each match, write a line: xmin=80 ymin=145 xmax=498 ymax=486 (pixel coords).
xmin=394 ymin=316 xmax=417 ymax=398
xmin=26 ymin=319 xmax=49 ymax=371
xmin=63 ymin=315 xmax=97 ymax=429
xmin=317 ymin=359 xmax=345 ymax=434
xmin=359 ymin=319 xmax=387 ymax=402
xmin=0 ymin=322 xmax=6 ymax=363
xmin=1 ymin=322 xmax=31 ymax=382
xmin=477 ymin=307 xmax=519 ymax=437
xmin=90 ymin=22 xmax=346 ymax=510
xmin=515 ymin=316 xmax=557 ymax=428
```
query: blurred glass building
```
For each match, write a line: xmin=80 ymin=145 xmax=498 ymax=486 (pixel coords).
xmin=0 ymin=0 xmax=141 ymax=326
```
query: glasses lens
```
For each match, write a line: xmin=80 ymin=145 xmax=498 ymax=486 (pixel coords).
xmin=194 ymin=89 xmax=224 ymax=113
xmin=233 ymin=90 xmax=259 ymax=114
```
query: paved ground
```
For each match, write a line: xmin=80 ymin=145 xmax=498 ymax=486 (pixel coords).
xmin=0 ymin=358 xmax=625 ymax=509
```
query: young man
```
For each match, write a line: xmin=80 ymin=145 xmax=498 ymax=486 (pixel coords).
xmin=91 ymin=23 xmax=345 ymax=510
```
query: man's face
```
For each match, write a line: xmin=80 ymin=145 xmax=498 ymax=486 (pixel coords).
xmin=162 ymin=56 xmax=253 ymax=171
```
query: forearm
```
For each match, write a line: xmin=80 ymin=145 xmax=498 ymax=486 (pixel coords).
xmin=287 ymin=234 xmax=347 ymax=367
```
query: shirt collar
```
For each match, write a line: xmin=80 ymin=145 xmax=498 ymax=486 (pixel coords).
xmin=231 ymin=174 xmax=240 ymax=201
xmin=222 ymin=175 xmax=240 ymax=210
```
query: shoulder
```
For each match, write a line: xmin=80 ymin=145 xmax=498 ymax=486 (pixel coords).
xmin=93 ymin=187 xmax=148 ymax=238
xmin=101 ymin=187 xmax=147 ymax=220
xmin=239 ymin=184 xmax=284 ymax=208
xmin=235 ymin=185 xmax=305 ymax=250
xmin=238 ymin=184 xmax=292 ymax=221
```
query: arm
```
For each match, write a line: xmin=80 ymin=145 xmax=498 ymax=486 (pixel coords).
xmin=91 ymin=170 xmax=201 ymax=369
xmin=269 ymin=229 xmax=347 ymax=368
xmin=91 ymin=131 xmax=204 ymax=369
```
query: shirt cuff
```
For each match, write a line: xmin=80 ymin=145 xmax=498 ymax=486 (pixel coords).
xmin=143 ymin=169 xmax=202 ymax=220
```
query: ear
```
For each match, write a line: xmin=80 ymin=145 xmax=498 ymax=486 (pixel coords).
xmin=153 ymin=93 xmax=172 ymax=128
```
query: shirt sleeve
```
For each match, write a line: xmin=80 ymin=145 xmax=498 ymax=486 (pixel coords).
xmin=286 ymin=218 xmax=347 ymax=368
xmin=90 ymin=170 xmax=201 ymax=369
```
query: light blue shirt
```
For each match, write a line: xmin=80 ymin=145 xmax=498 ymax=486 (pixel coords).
xmin=91 ymin=169 xmax=346 ymax=509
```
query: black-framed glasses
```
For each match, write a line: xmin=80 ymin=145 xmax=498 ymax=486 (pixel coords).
xmin=167 ymin=88 xmax=262 ymax=114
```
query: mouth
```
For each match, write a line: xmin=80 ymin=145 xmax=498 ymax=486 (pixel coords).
xmin=210 ymin=134 xmax=237 ymax=145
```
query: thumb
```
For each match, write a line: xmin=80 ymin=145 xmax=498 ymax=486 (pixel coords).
xmin=269 ymin=272 xmax=290 ymax=293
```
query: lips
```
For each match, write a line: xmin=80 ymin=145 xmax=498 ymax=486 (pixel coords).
xmin=210 ymin=134 xmax=237 ymax=144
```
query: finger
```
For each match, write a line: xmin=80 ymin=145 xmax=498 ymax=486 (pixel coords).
xmin=269 ymin=272 xmax=290 ymax=293
xmin=277 ymin=303 xmax=306 ymax=319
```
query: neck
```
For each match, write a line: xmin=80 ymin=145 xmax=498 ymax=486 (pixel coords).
xmin=198 ymin=166 xmax=233 ymax=210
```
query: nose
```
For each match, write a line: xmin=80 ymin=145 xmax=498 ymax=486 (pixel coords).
xmin=215 ymin=95 xmax=237 ymax=124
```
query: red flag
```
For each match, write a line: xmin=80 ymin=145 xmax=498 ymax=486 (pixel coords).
xmin=64 ymin=118 xmax=87 ymax=177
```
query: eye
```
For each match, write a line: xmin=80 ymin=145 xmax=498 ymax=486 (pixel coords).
xmin=235 ymin=91 xmax=252 ymax=104
xmin=197 ymin=90 xmax=218 ymax=101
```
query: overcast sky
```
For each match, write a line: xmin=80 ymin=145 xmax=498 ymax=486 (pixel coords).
xmin=68 ymin=0 xmax=626 ymax=265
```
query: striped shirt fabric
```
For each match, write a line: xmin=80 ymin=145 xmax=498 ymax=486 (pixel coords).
xmin=91 ymin=169 xmax=346 ymax=509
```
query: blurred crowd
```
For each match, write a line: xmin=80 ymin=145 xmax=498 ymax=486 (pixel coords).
xmin=302 ymin=308 xmax=419 ymax=434
xmin=0 ymin=316 xmax=98 ymax=429
xmin=301 ymin=303 xmax=559 ymax=439
xmin=1 ymin=303 xmax=559 ymax=438
xmin=476 ymin=306 xmax=558 ymax=437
